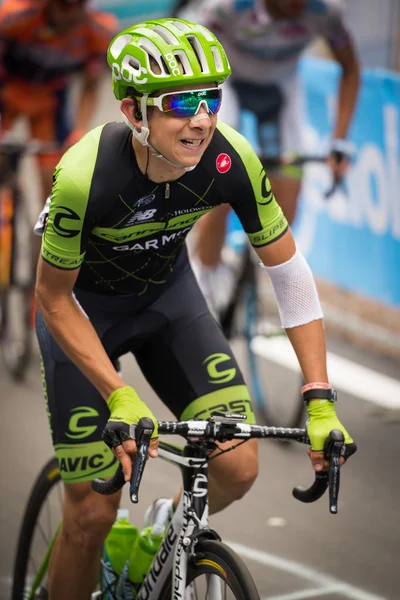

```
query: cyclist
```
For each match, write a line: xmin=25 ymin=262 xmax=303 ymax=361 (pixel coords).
xmin=0 ymin=0 xmax=117 ymax=206
xmin=178 ymin=0 xmax=360 ymax=307
xmin=35 ymin=18 xmax=356 ymax=598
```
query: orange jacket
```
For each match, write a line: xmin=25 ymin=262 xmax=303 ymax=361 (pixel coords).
xmin=0 ymin=0 xmax=117 ymax=88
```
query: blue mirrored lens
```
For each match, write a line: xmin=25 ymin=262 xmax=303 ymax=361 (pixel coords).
xmin=161 ymin=89 xmax=222 ymax=117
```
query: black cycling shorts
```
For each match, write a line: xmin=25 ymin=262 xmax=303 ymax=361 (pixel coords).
xmin=36 ymin=265 xmax=256 ymax=484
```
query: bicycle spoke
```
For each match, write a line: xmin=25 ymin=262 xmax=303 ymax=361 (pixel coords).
xmin=37 ymin=520 xmax=51 ymax=548
xmin=28 ymin=554 xmax=39 ymax=576
xmin=189 ymin=573 xmax=234 ymax=600
xmin=15 ymin=466 xmax=63 ymax=599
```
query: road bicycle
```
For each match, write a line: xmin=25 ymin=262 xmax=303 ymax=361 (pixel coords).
xmin=0 ymin=139 xmax=56 ymax=381
xmin=212 ymin=153 xmax=346 ymax=432
xmin=12 ymin=413 xmax=345 ymax=599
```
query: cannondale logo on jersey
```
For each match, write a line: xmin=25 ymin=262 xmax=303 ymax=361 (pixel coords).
xmin=53 ymin=206 xmax=81 ymax=238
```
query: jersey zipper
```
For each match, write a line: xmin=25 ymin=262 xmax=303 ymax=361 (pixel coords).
xmin=165 ymin=183 xmax=170 ymax=199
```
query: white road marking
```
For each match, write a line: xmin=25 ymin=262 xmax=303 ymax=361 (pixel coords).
xmin=266 ymin=517 xmax=287 ymax=527
xmin=264 ymin=585 xmax=350 ymax=599
xmin=227 ymin=540 xmax=388 ymax=600
xmin=251 ymin=336 xmax=400 ymax=410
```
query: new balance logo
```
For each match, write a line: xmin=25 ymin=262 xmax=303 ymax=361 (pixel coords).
xmin=126 ymin=209 xmax=157 ymax=226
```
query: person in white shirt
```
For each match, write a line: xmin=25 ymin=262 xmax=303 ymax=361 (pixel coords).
xmin=179 ymin=0 xmax=360 ymax=305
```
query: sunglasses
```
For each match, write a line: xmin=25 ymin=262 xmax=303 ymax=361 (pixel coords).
xmin=137 ymin=87 xmax=222 ymax=118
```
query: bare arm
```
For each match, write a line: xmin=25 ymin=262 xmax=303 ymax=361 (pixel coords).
xmin=254 ymin=230 xmax=328 ymax=384
xmin=74 ymin=70 xmax=102 ymax=133
xmin=35 ymin=257 xmax=126 ymax=401
xmin=329 ymin=40 xmax=360 ymax=141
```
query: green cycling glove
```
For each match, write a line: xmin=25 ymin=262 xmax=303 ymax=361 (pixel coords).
xmin=103 ymin=386 xmax=158 ymax=450
xmin=307 ymin=399 xmax=356 ymax=457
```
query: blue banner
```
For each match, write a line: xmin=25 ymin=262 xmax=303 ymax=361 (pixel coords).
xmin=233 ymin=58 xmax=400 ymax=308
xmin=294 ymin=58 xmax=400 ymax=308
xmin=95 ymin=0 xmax=175 ymax=25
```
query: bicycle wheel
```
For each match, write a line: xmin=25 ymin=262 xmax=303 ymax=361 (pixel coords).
xmin=0 ymin=185 xmax=35 ymax=381
xmin=159 ymin=539 xmax=260 ymax=599
xmin=12 ymin=457 xmax=63 ymax=600
xmin=218 ymin=241 xmax=305 ymax=432
xmin=241 ymin=267 xmax=306 ymax=431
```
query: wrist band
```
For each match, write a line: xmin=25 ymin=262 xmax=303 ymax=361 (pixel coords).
xmin=331 ymin=138 xmax=356 ymax=157
xmin=301 ymin=382 xmax=332 ymax=394
xmin=303 ymin=388 xmax=337 ymax=402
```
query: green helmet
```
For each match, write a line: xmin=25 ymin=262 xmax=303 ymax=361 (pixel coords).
xmin=107 ymin=18 xmax=231 ymax=99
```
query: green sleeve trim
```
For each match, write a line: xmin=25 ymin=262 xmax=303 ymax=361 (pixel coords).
xmin=42 ymin=126 xmax=103 ymax=269
xmin=216 ymin=121 xmax=288 ymax=246
xmin=248 ymin=219 xmax=289 ymax=247
xmin=41 ymin=251 xmax=83 ymax=270
xmin=180 ymin=384 xmax=256 ymax=424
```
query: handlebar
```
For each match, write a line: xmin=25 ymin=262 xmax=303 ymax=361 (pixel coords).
xmin=92 ymin=418 xmax=154 ymax=504
xmin=0 ymin=139 xmax=59 ymax=182
xmin=92 ymin=415 xmax=345 ymax=514
xmin=0 ymin=138 xmax=58 ymax=156
xmin=258 ymin=152 xmax=349 ymax=199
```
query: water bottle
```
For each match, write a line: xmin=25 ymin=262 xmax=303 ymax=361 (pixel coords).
xmin=102 ymin=509 xmax=138 ymax=598
xmin=125 ymin=524 xmax=165 ymax=588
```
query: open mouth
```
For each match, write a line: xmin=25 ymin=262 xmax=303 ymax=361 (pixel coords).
xmin=180 ymin=139 xmax=204 ymax=148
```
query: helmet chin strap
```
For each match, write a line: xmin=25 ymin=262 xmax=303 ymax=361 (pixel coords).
xmin=121 ymin=95 xmax=199 ymax=172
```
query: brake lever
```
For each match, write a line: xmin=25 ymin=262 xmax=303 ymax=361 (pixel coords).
xmin=325 ymin=150 xmax=348 ymax=199
xmin=292 ymin=429 xmax=345 ymax=513
xmin=324 ymin=429 xmax=345 ymax=514
xmin=129 ymin=417 xmax=154 ymax=504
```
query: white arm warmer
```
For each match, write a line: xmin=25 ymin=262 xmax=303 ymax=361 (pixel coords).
xmin=260 ymin=247 xmax=323 ymax=329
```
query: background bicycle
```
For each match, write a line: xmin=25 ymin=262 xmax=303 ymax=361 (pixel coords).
xmin=2 ymin=5 xmax=399 ymax=598
xmin=0 ymin=138 xmax=57 ymax=382
xmin=11 ymin=414 xmax=344 ymax=600
xmin=198 ymin=154 xmax=343 ymax=432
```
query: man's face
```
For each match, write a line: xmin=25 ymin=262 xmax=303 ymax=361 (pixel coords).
xmin=147 ymin=83 xmax=219 ymax=169
xmin=268 ymin=0 xmax=308 ymax=18
xmin=47 ymin=0 xmax=86 ymax=31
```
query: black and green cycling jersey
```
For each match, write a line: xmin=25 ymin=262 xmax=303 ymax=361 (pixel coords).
xmin=42 ymin=120 xmax=288 ymax=296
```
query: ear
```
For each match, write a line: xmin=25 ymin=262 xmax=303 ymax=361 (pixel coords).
xmin=121 ymin=98 xmax=142 ymax=131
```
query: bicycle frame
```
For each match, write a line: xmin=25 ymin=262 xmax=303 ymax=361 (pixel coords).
xmin=137 ymin=440 xmax=210 ymax=600
xmin=97 ymin=440 xmax=213 ymax=600
xmin=19 ymin=417 xmax=340 ymax=600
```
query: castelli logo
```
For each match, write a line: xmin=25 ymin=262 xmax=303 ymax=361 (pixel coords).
xmin=216 ymin=153 xmax=231 ymax=173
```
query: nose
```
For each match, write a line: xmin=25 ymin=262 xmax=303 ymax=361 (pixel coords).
xmin=189 ymin=104 xmax=211 ymax=129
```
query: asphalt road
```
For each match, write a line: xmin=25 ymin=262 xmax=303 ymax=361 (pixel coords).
xmin=0 ymin=330 xmax=399 ymax=600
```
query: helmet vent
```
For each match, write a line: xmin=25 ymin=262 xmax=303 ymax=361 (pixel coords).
xmin=138 ymin=38 xmax=168 ymax=75
xmin=159 ymin=55 xmax=170 ymax=74
xmin=127 ymin=56 xmax=141 ymax=71
xmin=168 ymin=20 xmax=191 ymax=32
xmin=152 ymin=25 xmax=179 ymax=45
xmin=174 ymin=51 xmax=192 ymax=75
xmin=187 ymin=35 xmax=209 ymax=74
xmin=196 ymin=24 xmax=215 ymax=42
xmin=211 ymin=46 xmax=224 ymax=73
xmin=109 ymin=34 xmax=133 ymax=59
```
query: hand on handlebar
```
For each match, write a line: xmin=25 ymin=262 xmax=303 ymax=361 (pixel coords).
xmin=306 ymin=399 xmax=357 ymax=473
xmin=95 ymin=415 xmax=351 ymax=513
xmin=103 ymin=386 xmax=158 ymax=482
xmin=326 ymin=153 xmax=350 ymax=182
xmin=327 ymin=139 xmax=356 ymax=181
